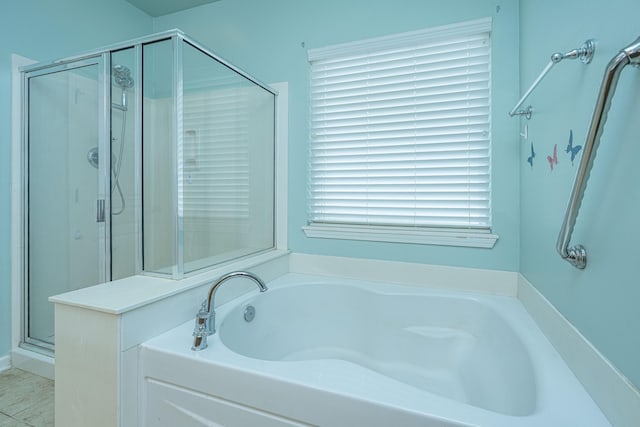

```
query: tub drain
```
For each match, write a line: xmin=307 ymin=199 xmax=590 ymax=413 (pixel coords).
xmin=244 ymin=305 xmax=256 ymax=322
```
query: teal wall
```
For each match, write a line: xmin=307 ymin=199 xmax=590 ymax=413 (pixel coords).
xmin=519 ymin=0 xmax=640 ymax=388
xmin=154 ymin=0 xmax=521 ymax=272
xmin=0 ymin=1 xmax=153 ymax=359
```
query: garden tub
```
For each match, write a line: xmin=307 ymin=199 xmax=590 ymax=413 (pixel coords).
xmin=140 ymin=273 xmax=609 ymax=426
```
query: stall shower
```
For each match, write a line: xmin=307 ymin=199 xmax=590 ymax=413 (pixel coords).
xmin=19 ymin=30 xmax=276 ymax=354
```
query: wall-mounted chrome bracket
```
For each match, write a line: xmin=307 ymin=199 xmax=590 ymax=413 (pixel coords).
xmin=510 ymin=105 xmax=532 ymax=120
xmin=509 ymin=39 xmax=596 ymax=119
xmin=564 ymin=245 xmax=587 ymax=269
xmin=580 ymin=39 xmax=596 ymax=63
xmin=553 ymin=39 xmax=596 ymax=65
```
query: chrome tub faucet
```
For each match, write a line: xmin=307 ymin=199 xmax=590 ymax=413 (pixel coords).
xmin=192 ymin=271 xmax=267 ymax=351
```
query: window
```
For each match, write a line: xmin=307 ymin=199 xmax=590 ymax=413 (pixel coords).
xmin=305 ymin=18 xmax=497 ymax=248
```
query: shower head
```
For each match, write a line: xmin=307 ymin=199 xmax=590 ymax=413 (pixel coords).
xmin=112 ymin=64 xmax=134 ymax=89
xmin=112 ymin=64 xmax=134 ymax=110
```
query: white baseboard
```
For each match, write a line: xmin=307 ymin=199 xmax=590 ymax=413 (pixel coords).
xmin=518 ymin=274 xmax=640 ymax=427
xmin=0 ymin=354 xmax=10 ymax=373
xmin=11 ymin=347 xmax=55 ymax=380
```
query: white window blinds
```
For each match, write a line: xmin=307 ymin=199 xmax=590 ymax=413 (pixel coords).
xmin=307 ymin=18 xmax=492 ymax=234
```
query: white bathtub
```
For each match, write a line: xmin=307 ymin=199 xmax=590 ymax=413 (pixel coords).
xmin=140 ymin=273 xmax=609 ymax=426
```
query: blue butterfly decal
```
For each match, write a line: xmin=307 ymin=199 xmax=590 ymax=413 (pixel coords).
xmin=565 ymin=129 xmax=582 ymax=165
xmin=527 ymin=142 xmax=535 ymax=168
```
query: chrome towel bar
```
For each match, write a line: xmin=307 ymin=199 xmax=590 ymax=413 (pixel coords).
xmin=510 ymin=39 xmax=596 ymax=119
xmin=557 ymin=36 xmax=640 ymax=269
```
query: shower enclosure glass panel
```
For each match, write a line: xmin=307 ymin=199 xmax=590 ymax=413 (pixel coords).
xmin=142 ymin=39 xmax=176 ymax=275
xmin=25 ymin=59 xmax=106 ymax=348
xmin=111 ymin=47 xmax=140 ymax=280
xmin=181 ymin=42 xmax=275 ymax=274
xmin=141 ymin=35 xmax=276 ymax=277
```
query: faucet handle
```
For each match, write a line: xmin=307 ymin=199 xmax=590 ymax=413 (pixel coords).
xmin=196 ymin=298 xmax=216 ymax=335
xmin=191 ymin=322 xmax=208 ymax=351
xmin=192 ymin=306 xmax=212 ymax=351
xmin=194 ymin=308 xmax=213 ymax=336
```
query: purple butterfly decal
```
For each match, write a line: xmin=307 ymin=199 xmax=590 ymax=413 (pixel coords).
xmin=527 ymin=142 xmax=535 ymax=168
xmin=547 ymin=144 xmax=558 ymax=171
xmin=565 ymin=129 xmax=582 ymax=165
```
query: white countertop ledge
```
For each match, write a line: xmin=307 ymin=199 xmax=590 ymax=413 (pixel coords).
xmin=49 ymin=250 xmax=289 ymax=315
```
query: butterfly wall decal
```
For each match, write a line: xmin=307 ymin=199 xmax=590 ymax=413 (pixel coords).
xmin=527 ymin=142 xmax=535 ymax=168
xmin=565 ymin=129 xmax=582 ymax=165
xmin=547 ymin=143 xmax=558 ymax=171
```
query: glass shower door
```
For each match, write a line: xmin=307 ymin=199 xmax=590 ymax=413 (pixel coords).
xmin=25 ymin=57 xmax=109 ymax=350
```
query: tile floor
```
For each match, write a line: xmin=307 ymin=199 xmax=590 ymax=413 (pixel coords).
xmin=0 ymin=368 xmax=54 ymax=427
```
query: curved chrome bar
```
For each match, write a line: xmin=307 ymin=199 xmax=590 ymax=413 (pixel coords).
xmin=206 ymin=271 xmax=268 ymax=313
xmin=557 ymin=36 xmax=640 ymax=269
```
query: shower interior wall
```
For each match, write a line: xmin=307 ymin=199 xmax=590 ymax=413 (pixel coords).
xmin=111 ymin=96 xmax=139 ymax=281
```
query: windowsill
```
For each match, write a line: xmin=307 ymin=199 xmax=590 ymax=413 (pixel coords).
xmin=302 ymin=223 xmax=498 ymax=248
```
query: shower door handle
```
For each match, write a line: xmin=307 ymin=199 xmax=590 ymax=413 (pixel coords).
xmin=96 ymin=199 xmax=106 ymax=223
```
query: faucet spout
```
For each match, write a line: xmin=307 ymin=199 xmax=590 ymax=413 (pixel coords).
xmin=206 ymin=271 xmax=268 ymax=314
xmin=192 ymin=271 xmax=267 ymax=351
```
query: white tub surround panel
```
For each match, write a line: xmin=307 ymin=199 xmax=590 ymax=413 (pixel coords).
xmin=289 ymin=253 xmax=518 ymax=296
xmin=518 ymin=275 xmax=640 ymax=427
xmin=55 ymin=305 xmax=119 ymax=427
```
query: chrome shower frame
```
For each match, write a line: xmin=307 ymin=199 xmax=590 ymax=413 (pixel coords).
xmin=20 ymin=54 xmax=112 ymax=353
xmin=19 ymin=27 xmax=277 ymax=275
